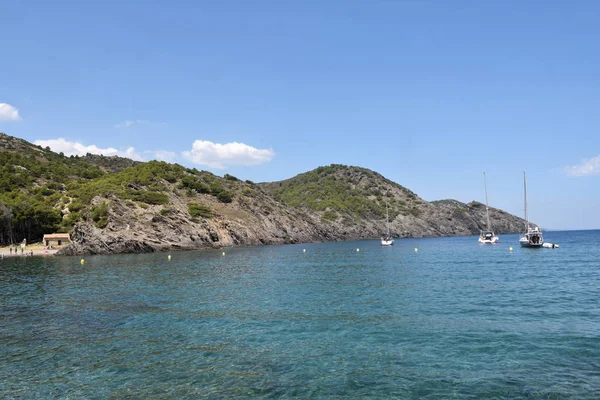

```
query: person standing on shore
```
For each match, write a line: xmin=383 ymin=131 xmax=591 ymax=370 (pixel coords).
xmin=9 ymin=246 xmax=12 ymax=255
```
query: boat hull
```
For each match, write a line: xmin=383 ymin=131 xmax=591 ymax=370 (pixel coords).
xmin=520 ymin=242 xmax=543 ymax=248
xmin=381 ymin=240 xmax=394 ymax=246
xmin=478 ymin=236 xmax=499 ymax=244
xmin=519 ymin=238 xmax=543 ymax=248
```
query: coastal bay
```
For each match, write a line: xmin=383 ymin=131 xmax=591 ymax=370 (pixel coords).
xmin=2 ymin=231 xmax=599 ymax=398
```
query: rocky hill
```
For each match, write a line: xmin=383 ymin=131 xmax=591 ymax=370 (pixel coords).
xmin=0 ymin=133 xmax=529 ymax=255
xmin=260 ymin=164 xmax=527 ymax=239
xmin=80 ymin=153 xmax=140 ymax=173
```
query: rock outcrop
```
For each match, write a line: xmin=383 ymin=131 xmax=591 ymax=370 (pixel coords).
xmin=0 ymin=133 xmax=530 ymax=256
xmin=58 ymin=167 xmax=529 ymax=256
xmin=57 ymin=190 xmax=340 ymax=256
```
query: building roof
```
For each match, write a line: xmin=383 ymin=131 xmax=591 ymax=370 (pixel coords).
xmin=43 ymin=233 xmax=71 ymax=240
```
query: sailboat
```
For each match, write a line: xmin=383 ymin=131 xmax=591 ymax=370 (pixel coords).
xmin=519 ymin=171 xmax=544 ymax=248
xmin=381 ymin=201 xmax=394 ymax=246
xmin=478 ymin=172 xmax=499 ymax=244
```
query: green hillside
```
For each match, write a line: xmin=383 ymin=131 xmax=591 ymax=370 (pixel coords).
xmin=0 ymin=133 xmax=240 ymax=245
xmin=0 ymin=133 xmax=530 ymax=253
xmin=260 ymin=164 xmax=423 ymax=223
xmin=0 ymin=134 xmax=105 ymax=244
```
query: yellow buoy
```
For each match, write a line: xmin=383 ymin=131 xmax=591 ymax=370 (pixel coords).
xmin=222 ymin=251 xmax=225 ymax=256
xmin=414 ymin=248 xmax=418 ymax=252
xmin=356 ymin=248 xmax=360 ymax=252
xmin=509 ymin=247 xmax=513 ymax=252
xmin=80 ymin=259 xmax=85 ymax=265
xmin=303 ymin=249 xmax=306 ymax=253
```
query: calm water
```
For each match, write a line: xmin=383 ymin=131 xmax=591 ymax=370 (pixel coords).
xmin=1 ymin=230 xmax=600 ymax=399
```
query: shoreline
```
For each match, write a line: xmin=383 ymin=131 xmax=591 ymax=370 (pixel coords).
xmin=0 ymin=244 xmax=59 ymax=258
xmin=0 ymin=230 xmax=552 ymax=258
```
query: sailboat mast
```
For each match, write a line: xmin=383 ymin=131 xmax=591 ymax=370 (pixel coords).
xmin=483 ymin=172 xmax=491 ymax=230
xmin=386 ymin=201 xmax=390 ymax=235
xmin=523 ymin=171 xmax=529 ymax=230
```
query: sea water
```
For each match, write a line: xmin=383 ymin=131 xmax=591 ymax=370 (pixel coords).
xmin=1 ymin=230 xmax=599 ymax=399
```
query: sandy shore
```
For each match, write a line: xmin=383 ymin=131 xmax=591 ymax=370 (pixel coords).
xmin=0 ymin=244 xmax=59 ymax=257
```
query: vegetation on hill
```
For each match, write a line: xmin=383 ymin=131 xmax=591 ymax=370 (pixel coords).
xmin=0 ymin=133 xmax=529 ymax=250
xmin=430 ymin=199 xmax=466 ymax=207
xmin=80 ymin=153 xmax=140 ymax=172
xmin=261 ymin=164 xmax=422 ymax=222
xmin=0 ymin=144 xmax=106 ymax=244
xmin=0 ymin=133 xmax=239 ymax=245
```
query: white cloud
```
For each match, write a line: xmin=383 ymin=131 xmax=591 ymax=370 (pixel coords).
xmin=564 ymin=154 xmax=600 ymax=177
xmin=0 ymin=103 xmax=22 ymax=121
xmin=33 ymin=138 xmax=144 ymax=161
xmin=150 ymin=150 xmax=177 ymax=162
xmin=181 ymin=140 xmax=275 ymax=169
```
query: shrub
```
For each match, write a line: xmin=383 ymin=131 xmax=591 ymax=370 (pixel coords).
xmin=209 ymin=182 xmax=224 ymax=195
xmin=242 ymin=188 xmax=255 ymax=197
xmin=217 ymin=191 xmax=233 ymax=203
xmin=224 ymin=174 xmax=239 ymax=181
xmin=321 ymin=210 xmax=338 ymax=223
xmin=148 ymin=183 xmax=166 ymax=192
xmin=163 ymin=172 xmax=178 ymax=183
xmin=40 ymin=187 xmax=55 ymax=196
xmin=179 ymin=176 xmax=210 ymax=194
xmin=91 ymin=202 xmax=108 ymax=228
xmin=60 ymin=212 xmax=81 ymax=230
xmin=188 ymin=203 xmax=212 ymax=218
xmin=68 ymin=201 xmax=85 ymax=213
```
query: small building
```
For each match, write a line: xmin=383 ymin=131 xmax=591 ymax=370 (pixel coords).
xmin=43 ymin=233 xmax=71 ymax=247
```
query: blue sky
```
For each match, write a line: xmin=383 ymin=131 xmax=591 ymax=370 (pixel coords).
xmin=1 ymin=1 xmax=599 ymax=230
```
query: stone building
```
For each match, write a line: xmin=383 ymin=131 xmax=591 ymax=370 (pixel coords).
xmin=43 ymin=233 xmax=71 ymax=247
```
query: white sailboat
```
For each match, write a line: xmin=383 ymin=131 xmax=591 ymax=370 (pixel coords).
xmin=519 ymin=171 xmax=544 ymax=248
xmin=478 ymin=172 xmax=499 ymax=244
xmin=381 ymin=201 xmax=394 ymax=246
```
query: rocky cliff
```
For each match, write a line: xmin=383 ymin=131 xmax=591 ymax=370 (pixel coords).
xmin=0 ymin=133 xmax=529 ymax=256
xmin=58 ymin=165 xmax=528 ymax=256
xmin=261 ymin=164 xmax=528 ymax=239
xmin=58 ymin=186 xmax=338 ymax=255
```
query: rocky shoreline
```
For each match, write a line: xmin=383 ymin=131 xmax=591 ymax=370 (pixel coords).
xmin=56 ymin=212 xmax=527 ymax=257
xmin=0 ymin=135 xmax=531 ymax=258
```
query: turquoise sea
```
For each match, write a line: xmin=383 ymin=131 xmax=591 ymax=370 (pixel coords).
xmin=1 ymin=230 xmax=600 ymax=399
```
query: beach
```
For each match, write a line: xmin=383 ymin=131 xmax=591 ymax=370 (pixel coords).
xmin=0 ymin=243 xmax=59 ymax=257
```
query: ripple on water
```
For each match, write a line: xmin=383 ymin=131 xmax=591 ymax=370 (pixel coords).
xmin=1 ymin=231 xmax=600 ymax=398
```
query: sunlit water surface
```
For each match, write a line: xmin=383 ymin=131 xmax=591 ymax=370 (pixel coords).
xmin=2 ymin=231 xmax=600 ymax=399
